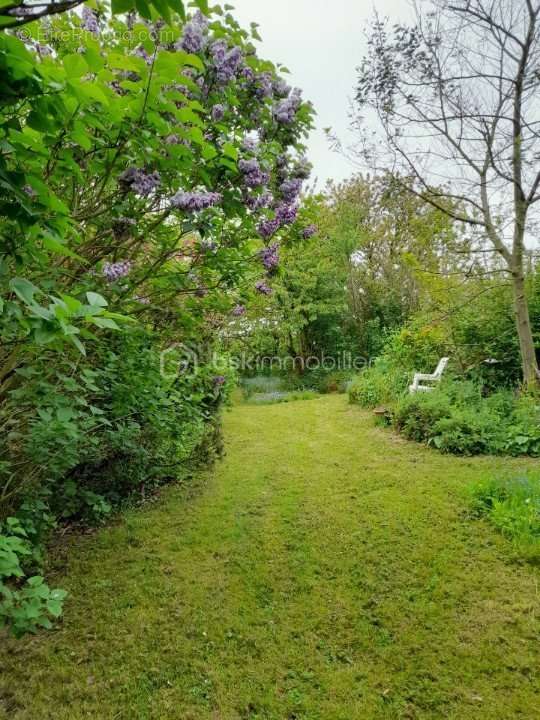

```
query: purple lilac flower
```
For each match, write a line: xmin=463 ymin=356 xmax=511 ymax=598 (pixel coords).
xmin=240 ymin=66 xmax=255 ymax=82
xmin=170 ymin=190 xmax=222 ymax=211
xmin=119 ymin=168 xmax=161 ymax=197
xmin=302 ymin=224 xmax=317 ymax=239
xmin=36 ymin=43 xmax=52 ymax=57
xmin=292 ymin=156 xmax=312 ymax=180
xmin=239 ymin=158 xmax=266 ymax=188
xmin=241 ymin=136 xmax=258 ymax=153
xmin=165 ymin=134 xmax=181 ymax=145
xmin=255 ymin=280 xmax=273 ymax=296
xmin=232 ymin=304 xmax=246 ymax=316
xmin=245 ymin=190 xmax=273 ymax=211
xmin=133 ymin=45 xmax=152 ymax=64
xmin=275 ymin=203 xmax=298 ymax=226
xmin=209 ymin=39 xmax=227 ymax=64
xmin=254 ymin=72 xmax=273 ymax=99
xmin=258 ymin=217 xmax=280 ymax=240
xmin=211 ymin=104 xmax=225 ymax=121
xmin=259 ymin=243 xmax=279 ymax=272
xmin=177 ymin=11 xmax=208 ymax=54
xmin=274 ymin=88 xmax=302 ymax=124
xmin=273 ymin=78 xmax=291 ymax=98
xmin=103 ymin=260 xmax=132 ymax=282
xmin=213 ymin=375 xmax=226 ymax=386
xmin=280 ymin=177 xmax=303 ymax=203
xmin=81 ymin=6 xmax=99 ymax=34
xmin=210 ymin=42 xmax=243 ymax=85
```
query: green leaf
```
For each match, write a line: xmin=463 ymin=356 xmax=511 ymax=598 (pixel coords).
xmin=111 ymin=0 xmax=134 ymax=12
xmin=69 ymin=335 xmax=86 ymax=355
xmin=9 ymin=278 xmax=39 ymax=305
xmin=222 ymin=142 xmax=238 ymax=161
xmin=92 ymin=317 xmax=121 ymax=330
xmin=86 ymin=291 xmax=108 ymax=307
xmin=63 ymin=54 xmax=89 ymax=78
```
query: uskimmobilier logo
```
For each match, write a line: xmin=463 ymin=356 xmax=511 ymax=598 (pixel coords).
xmin=159 ymin=343 xmax=199 ymax=380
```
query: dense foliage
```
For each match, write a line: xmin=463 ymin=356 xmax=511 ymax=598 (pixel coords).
xmin=470 ymin=472 xmax=540 ymax=560
xmin=0 ymin=2 xmax=315 ymax=635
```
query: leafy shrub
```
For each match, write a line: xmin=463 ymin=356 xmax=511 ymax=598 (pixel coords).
xmin=393 ymin=391 xmax=453 ymax=442
xmin=304 ymin=369 xmax=355 ymax=394
xmin=390 ymin=381 xmax=540 ymax=457
xmin=470 ymin=473 xmax=540 ymax=558
xmin=348 ymin=359 xmax=409 ymax=408
xmin=0 ymin=518 xmax=66 ymax=637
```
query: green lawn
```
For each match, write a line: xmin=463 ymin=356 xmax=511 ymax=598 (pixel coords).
xmin=1 ymin=395 xmax=539 ymax=719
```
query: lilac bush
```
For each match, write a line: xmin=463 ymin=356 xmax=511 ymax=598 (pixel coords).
xmin=171 ymin=191 xmax=222 ymax=211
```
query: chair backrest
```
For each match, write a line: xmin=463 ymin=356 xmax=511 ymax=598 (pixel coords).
xmin=433 ymin=357 xmax=449 ymax=378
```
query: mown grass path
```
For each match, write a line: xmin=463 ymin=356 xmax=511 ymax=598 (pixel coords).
xmin=1 ymin=395 xmax=539 ymax=719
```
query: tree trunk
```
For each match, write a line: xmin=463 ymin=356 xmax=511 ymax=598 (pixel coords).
xmin=512 ymin=272 xmax=539 ymax=386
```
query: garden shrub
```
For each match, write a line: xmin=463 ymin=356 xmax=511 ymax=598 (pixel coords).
xmin=348 ymin=359 xmax=409 ymax=408
xmin=470 ymin=473 xmax=540 ymax=558
xmin=393 ymin=390 xmax=453 ymax=442
xmin=0 ymin=0 xmax=315 ymax=636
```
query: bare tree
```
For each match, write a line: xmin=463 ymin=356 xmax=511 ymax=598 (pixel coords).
xmin=355 ymin=0 xmax=540 ymax=385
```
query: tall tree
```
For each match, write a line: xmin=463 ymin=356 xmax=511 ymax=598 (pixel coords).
xmin=355 ymin=0 xmax=540 ymax=385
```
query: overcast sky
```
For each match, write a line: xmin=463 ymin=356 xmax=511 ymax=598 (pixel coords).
xmin=229 ymin=0 xmax=412 ymax=187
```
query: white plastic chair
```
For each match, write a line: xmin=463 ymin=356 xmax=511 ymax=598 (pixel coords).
xmin=409 ymin=357 xmax=449 ymax=394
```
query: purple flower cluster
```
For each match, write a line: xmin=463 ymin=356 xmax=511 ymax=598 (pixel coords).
xmin=259 ymin=243 xmax=279 ymax=272
xmin=255 ymin=280 xmax=273 ymax=296
xmin=171 ymin=190 xmax=222 ymax=211
xmin=275 ymin=203 xmax=298 ymax=226
xmin=211 ymin=104 xmax=225 ymax=121
xmin=254 ymin=72 xmax=273 ymax=99
xmin=245 ymin=190 xmax=272 ymax=211
xmin=213 ymin=375 xmax=226 ymax=386
xmin=241 ymin=136 xmax=258 ymax=153
xmin=302 ymin=224 xmax=318 ymax=239
xmin=177 ymin=11 xmax=208 ymax=54
xmin=103 ymin=260 xmax=132 ymax=282
xmin=119 ymin=168 xmax=161 ymax=197
xmin=165 ymin=134 xmax=181 ymax=145
xmin=133 ymin=45 xmax=151 ymax=64
xmin=258 ymin=217 xmax=280 ymax=240
xmin=292 ymin=156 xmax=312 ymax=180
xmin=274 ymin=88 xmax=302 ymax=124
xmin=239 ymin=158 xmax=268 ymax=188
xmin=232 ymin=304 xmax=246 ymax=316
xmin=81 ymin=6 xmax=99 ymax=34
xmin=210 ymin=40 xmax=243 ymax=84
xmin=240 ymin=66 xmax=255 ymax=82
xmin=280 ymin=177 xmax=303 ymax=203
xmin=273 ymin=78 xmax=291 ymax=98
